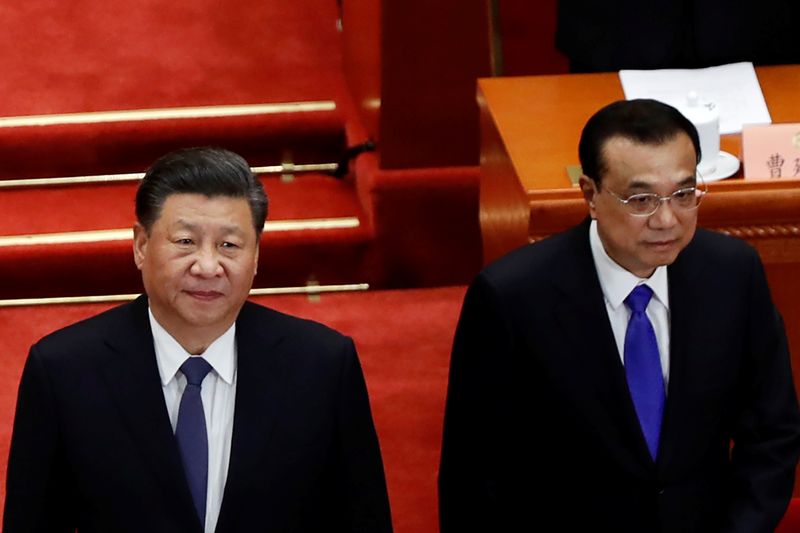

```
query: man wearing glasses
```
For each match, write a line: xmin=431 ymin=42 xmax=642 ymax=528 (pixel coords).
xmin=439 ymin=99 xmax=800 ymax=532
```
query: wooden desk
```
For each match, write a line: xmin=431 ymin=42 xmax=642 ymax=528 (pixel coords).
xmin=478 ymin=65 xmax=800 ymax=493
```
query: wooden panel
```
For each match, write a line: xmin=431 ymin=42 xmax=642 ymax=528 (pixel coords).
xmin=477 ymin=87 xmax=529 ymax=262
xmin=379 ymin=0 xmax=492 ymax=168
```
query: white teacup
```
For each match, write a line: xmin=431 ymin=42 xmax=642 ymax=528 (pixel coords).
xmin=677 ymin=92 xmax=720 ymax=176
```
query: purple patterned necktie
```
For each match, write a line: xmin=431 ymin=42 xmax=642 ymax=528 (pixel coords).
xmin=175 ymin=357 xmax=213 ymax=525
xmin=623 ymin=285 xmax=665 ymax=460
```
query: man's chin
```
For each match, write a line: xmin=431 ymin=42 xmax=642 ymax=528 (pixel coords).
xmin=644 ymin=250 xmax=681 ymax=271
xmin=182 ymin=309 xmax=227 ymax=326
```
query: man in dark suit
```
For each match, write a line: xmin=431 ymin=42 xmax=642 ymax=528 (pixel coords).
xmin=4 ymin=148 xmax=393 ymax=532
xmin=439 ymin=100 xmax=800 ymax=532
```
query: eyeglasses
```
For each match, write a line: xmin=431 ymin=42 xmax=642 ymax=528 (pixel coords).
xmin=603 ymin=176 xmax=707 ymax=217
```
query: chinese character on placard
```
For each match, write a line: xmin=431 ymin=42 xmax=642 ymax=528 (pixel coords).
xmin=767 ymin=153 xmax=785 ymax=177
xmin=794 ymin=157 xmax=800 ymax=177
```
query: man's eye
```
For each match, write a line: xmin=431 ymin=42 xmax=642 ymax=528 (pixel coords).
xmin=672 ymin=189 xmax=693 ymax=200
xmin=628 ymin=195 xmax=653 ymax=206
xmin=221 ymin=242 xmax=239 ymax=249
xmin=176 ymin=238 xmax=194 ymax=245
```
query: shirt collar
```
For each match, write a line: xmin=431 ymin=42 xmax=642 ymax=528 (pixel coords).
xmin=589 ymin=219 xmax=669 ymax=310
xmin=148 ymin=307 xmax=237 ymax=386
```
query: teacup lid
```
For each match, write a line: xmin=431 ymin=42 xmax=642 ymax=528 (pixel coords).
xmin=680 ymin=91 xmax=719 ymax=124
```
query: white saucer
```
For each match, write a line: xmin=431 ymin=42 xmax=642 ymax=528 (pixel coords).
xmin=699 ymin=151 xmax=740 ymax=182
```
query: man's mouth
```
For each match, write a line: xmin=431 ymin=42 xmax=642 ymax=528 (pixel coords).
xmin=645 ymin=239 xmax=678 ymax=250
xmin=184 ymin=290 xmax=224 ymax=301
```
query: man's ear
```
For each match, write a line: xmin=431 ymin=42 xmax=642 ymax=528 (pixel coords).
xmin=252 ymin=239 xmax=260 ymax=277
xmin=578 ymin=175 xmax=598 ymax=218
xmin=132 ymin=223 xmax=148 ymax=271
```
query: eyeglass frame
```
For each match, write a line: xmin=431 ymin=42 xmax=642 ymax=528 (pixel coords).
xmin=601 ymin=172 xmax=707 ymax=217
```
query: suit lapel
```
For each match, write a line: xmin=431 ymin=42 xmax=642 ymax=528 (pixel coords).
xmin=215 ymin=303 xmax=289 ymax=531
xmin=99 ymin=296 xmax=200 ymax=529
xmin=657 ymin=236 xmax=708 ymax=473
xmin=550 ymin=221 xmax=657 ymax=470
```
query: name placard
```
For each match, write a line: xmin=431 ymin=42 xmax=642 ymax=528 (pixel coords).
xmin=742 ymin=123 xmax=800 ymax=179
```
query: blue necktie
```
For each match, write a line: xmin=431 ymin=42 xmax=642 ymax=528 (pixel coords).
xmin=623 ymin=285 xmax=665 ymax=460
xmin=175 ymin=357 xmax=213 ymax=525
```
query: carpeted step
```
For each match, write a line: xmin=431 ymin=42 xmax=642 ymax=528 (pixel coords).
xmin=0 ymin=0 xmax=351 ymax=177
xmin=0 ymin=173 xmax=360 ymax=234
xmin=0 ymin=1 xmax=347 ymax=116
xmin=0 ymin=173 xmax=374 ymax=299
xmin=0 ymin=103 xmax=346 ymax=180
xmin=0 ymin=0 xmax=366 ymax=298
xmin=0 ymin=0 xmax=352 ymax=179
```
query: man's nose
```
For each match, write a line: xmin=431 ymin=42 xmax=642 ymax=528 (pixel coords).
xmin=190 ymin=246 xmax=224 ymax=277
xmin=649 ymin=198 xmax=678 ymax=228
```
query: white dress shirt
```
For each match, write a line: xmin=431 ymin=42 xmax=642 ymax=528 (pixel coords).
xmin=589 ymin=220 xmax=671 ymax=387
xmin=149 ymin=309 xmax=237 ymax=533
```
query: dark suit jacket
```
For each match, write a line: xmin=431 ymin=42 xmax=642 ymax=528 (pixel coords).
xmin=4 ymin=296 xmax=393 ymax=533
xmin=439 ymin=220 xmax=800 ymax=532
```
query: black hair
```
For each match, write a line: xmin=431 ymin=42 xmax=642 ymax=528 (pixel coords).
xmin=135 ymin=147 xmax=268 ymax=234
xmin=578 ymin=99 xmax=701 ymax=186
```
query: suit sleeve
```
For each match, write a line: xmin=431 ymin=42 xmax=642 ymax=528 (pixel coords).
xmin=439 ymin=273 xmax=518 ymax=533
xmin=723 ymin=251 xmax=800 ymax=532
xmin=4 ymin=345 xmax=76 ymax=533
xmin=334 ymin=337 xmax=393 ymax=533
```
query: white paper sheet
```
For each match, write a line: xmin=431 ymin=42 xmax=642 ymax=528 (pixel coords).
xmin=619 ymin=62 xmax=771 ymax=134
